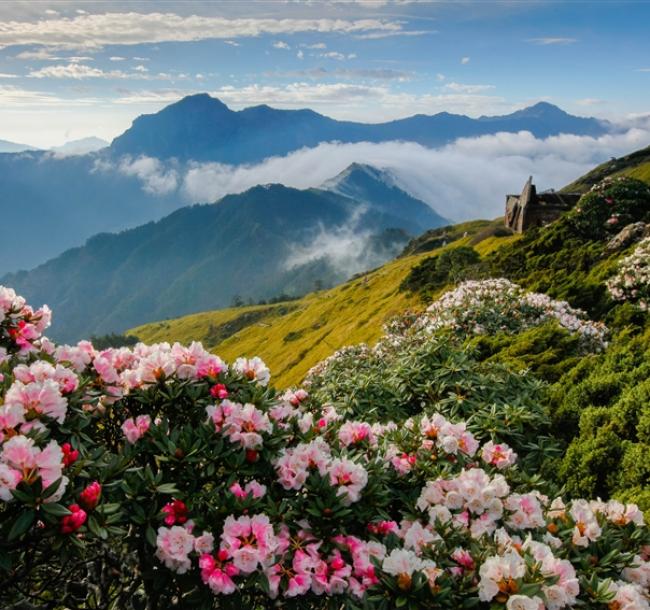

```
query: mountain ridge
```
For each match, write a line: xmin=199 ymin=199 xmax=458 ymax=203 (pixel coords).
xmin=109 ymin=94 xmax=609 ymax=163
xmin=2 ymin=164 xmax=446 ymax=342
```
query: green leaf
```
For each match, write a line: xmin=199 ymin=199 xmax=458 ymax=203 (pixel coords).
xmin=41 ymin=477 xmax=63 ymax=499
xmin=8 ymin=509 xmax=35 ymax=541
xmin=155 ymin=483 xmax=178 ymax=494
xmin=146 ymin=525 xmax=157 ymax=547
xmin=40 ymin=502 xmax=72 ymax=517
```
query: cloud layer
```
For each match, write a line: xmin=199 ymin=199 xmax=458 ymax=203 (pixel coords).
xmin=171 ymin=127 xmax=650 ymax=221
xmin=0 ymin=12 xmax=402 ymax=50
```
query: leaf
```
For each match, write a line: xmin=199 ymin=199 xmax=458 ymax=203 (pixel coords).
xmin=146 ymin=525 xmax=157 ymax=547
xmin=40 ymin=502 xmax=72 ymax=517
xmin=41 ymin=477 xmax=63 ymax=499
xmin=8 ymin=509 xmax=35 ymax=541
xmin=155 ymin=483 xmax=179 ymax=494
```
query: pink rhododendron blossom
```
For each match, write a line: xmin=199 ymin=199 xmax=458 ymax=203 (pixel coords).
xmin=155 ymin=525 xmax=195 ymax=574
xmin=4 ymin=379 xmax=67 ymax=423
xmin=199 ymin=550 xmax=239 ymax=594
xmin=162 ymin=499 xmax=189 ymax=526
xmin=221 ymin=514 xmax=278 ymax=574
xmin=327 ymin=458 xmax=368 ymax=505
xmin=232 ymin=357 xmax=270 ymax=386
xmin=79 ymin=481 xmax=101 ymax=511
xmin=60 ymin=504 xmax=87 ymax=534
xmin=121 ymin=414 xmax=151 ymax=444
xmin=481 ymin=440 xmax=517 ymax=469
xmin=229 ymin=480 xmax=266 ymax=500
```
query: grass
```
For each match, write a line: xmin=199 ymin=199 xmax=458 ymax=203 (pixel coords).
xmin=131 ymin=221 xmax=516 ymax=387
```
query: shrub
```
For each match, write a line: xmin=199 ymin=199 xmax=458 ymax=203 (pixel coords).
xmin=607 ymin=236 xmax=650 ymax=311
xmin=2 ymin=286 xmax=649 ymax=610
xmin=569 ymin=176 xmax=650 ymax=240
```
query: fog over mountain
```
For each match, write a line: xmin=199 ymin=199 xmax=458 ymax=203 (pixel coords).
xmin=2 ymin=164 xmax=446 ymax=342
xmin=0 ymin=95 xmax=643 ymax=276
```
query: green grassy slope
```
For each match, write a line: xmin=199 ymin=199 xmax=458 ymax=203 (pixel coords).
xmin=131 ymin=220 xmax=518 ymax=387
xmin=563 ymin=144 xmax=650 ymax=192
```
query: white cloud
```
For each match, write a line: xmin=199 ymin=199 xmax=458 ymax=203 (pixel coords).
xmin=27 ymin=63 xmax=185 ymax=81
xmin=302 ymin=42 xmax=326 ymax=49
xmin=116 ymin=156 xmax=179 ymax=195
xmin=436 ymin=73 xmax=446 ymax=81
xmin=0 ymin=72 xmax=18 ymax=78
xmin=297 ymin=50 xmax=304 ymax=60
xmin=179 ymin=127 xmax=650 ymax=221
xmin=284 ymin=205 xmax=395 ymax=276
xmin=355 ymin=29 xmax=435 ymax=40
xmin=273 ymin=40 xmax=290 ymax=50
xmin=443 ymin=82 xmax=495 ymax=94
xmin=575 ymin=98 xmax=605 ymax=107
xmin=109 ymin=56 xmax=126 ymax=61
xmin=527 ymin=37 xmax=577 ymax=45
xmin=223 ymin=40 xmax=240 ymax=47
xmin=15 ymin=49 xmax=92 ymax=61
xmin=319 ymin=51 xmax=357 ymax=61
xmin=0 ymin=12 xmax=402 ymax=50
xmin=461 ymin=56 xmax=470 ymax=64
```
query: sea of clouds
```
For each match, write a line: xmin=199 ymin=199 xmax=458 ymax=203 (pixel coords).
xmin=111 ymin=123 xmax=650 ymax=222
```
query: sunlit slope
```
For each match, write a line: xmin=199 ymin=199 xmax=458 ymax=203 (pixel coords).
xmin=564 ymin=144 xmax=650 ymax=192
xmin=131 ymin=220 xmax=518 ymax=387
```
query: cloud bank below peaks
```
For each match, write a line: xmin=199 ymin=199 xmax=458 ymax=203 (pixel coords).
xmin=109 ymin=125 xmax=650 ymax=222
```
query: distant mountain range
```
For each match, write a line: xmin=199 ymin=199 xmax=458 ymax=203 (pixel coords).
xmin=2 ymin=164 xmax=447 ymax=342
xmin=110 ymin=95 xmax=609 ymax=164
xmin=0 ymin=94 xmax=611 ymax=275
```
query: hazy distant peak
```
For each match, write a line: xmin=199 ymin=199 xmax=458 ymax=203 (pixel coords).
xmin=50 ymin=137 xmax=109 ymax=156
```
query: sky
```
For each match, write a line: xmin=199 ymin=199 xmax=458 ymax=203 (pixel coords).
xmin=0 ymin=0 xmax=649 ymax=148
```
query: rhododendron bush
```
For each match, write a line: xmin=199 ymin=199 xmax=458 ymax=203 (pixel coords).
xmin=607 ymin=237 xmax=650 ymax=311
xmin=1 ymin=286 xmax=649 ymax=610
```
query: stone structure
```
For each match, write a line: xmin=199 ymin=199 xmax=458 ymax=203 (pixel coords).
xmin=505 ymin=176 xmax=581 ymax=233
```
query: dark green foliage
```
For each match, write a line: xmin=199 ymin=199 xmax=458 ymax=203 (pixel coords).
xmin=549 ymin=324 xmax=650 ymax=514
xmin=568 ymin=177 xmax=650 ymax=239
xmin=486 ymin=178 xmax=650 ymax=320
xmin=400 ymin=246 xmax=482 ymax=297
xmin=306 ymin=336 xmax=552 ymax=464
xmin=89 ymin=332 xmax=140 ymax=349
xmin=467 ymin=321 xmax=583 ymax=383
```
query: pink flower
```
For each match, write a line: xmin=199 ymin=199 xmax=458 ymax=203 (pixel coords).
xmin=210 ymin=383 xmax=229 ymax=399
xmin=233 ymin=357 xmax=270 ymax=386
xmin=61 ymin=443 xmax=79 ymax=467
xmin=194 ymin=532 xmax=215 ymax=555
xmin=60 ymin=504 xmax=87 ymax=534
xmin=4 ymin=379 xmax=67 ymax=423
xmin=327 ymin=458 xmax=368 ymax=505
xmin=481 ymin=441 xmax=517 ymax=469
xmin=229 ymin=480 xmax=267 ymax=500
xmin=79 ymin=481 xmax=101 ymax=511
xmin=221 ymin=514 xmax=278 ymax=574
xmin=121 ymin=414 xmax=151 ymax=444
xmin=337 ymin=421 xmax=375 ymax=448
xmin=155 ymin=525 xmax=195 ymax=574
xmin=0 ymin=464 xmax=22 ymax=501
xmin=199 ymin=550 xmax=239 ymax=594
xmin=162 ymin=499 xmax=189 ymax=526
xmin=221 ymin=402 xmax=272 ymax=449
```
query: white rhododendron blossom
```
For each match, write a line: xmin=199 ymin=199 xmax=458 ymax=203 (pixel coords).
xmin=607 ymin=236 xmax=650 ymax=310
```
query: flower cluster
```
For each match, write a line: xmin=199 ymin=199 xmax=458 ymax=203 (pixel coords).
xmin=607 ymin=236 xmax=650 ymax=310
xmin=415 ymin=279 xmax=608 ymax=352
xmin=1 ymin=285 xmax=649 ymax=610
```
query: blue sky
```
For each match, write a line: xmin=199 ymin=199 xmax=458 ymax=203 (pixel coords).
xmin=0 ymin=0 xmax=649 ymax=147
